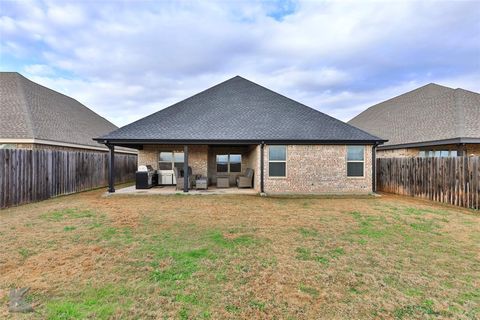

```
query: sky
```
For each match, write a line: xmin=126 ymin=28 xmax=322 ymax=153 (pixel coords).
xmin=1 ymin=0 xmax=479 ymax=127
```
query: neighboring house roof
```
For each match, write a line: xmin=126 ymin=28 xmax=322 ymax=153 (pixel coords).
xmin=348 ymin=83 xmax=480 ymax=149
xmin=0 ymin=72 xmax=135 ymax=153
xmin=97 ymin=76 xmax=384 ymax=145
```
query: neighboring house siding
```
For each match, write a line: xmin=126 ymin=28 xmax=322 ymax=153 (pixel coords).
xmin=377 ymin=143 xmax=480 ymax=158
xmin=466 ymin=144 xmax=480 ymax=156
xmin=377 ymin=148 xmax=419 ymax=158
xmin=264 ymin=145 xmax=372 ymax=194
xmin=1 ymin=142 xmax=134 ymax=154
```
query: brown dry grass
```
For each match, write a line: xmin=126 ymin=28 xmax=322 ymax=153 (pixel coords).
xmin=0 ymin=187 xmax=479 ymax=319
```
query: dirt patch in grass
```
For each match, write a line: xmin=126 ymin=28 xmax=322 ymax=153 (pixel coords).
xmin=0 ymin=190 xmax=479 ymax=319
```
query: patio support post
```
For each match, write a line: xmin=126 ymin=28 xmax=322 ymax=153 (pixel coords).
xmin=260 ymin=142 xmax=265 ymax=193
xmin=372 ymin=143 xmax=377 ymax=193
xmin=183 ymin=145 xmax=189 ymax=192
xmin=107 ymin=143 xmax=115 ymax=193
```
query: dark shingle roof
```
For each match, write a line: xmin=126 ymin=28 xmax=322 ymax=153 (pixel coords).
xmin=0 ymin=72 xmax=131 ymax=151
xmin=348 ymin=83 xmax=480 ymax=147
xmin=98 ymin=76 xmax=383 ymax=143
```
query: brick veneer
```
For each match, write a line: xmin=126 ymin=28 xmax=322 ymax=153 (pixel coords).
xmin=264 ymin=144 xmax=373 ymax=194
xmin=376 ymin=148 xmax=419 ymax=158
xmin=138 ymin=144 xmax=374 ymax=193
xmin=138 ymin=145 xmax=208 ymax=176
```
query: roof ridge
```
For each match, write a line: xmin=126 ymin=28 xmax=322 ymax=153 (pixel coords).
xmin=454 ymin=87 xmax=480 ymax=95
xmin=16 ymin=73 xmax=119 ymax=129
xmin=99 ymin=76 xmax=384 ymax=142
xmin=349 ymin=83 xmax=454 ymax=123
xmin=234 ymin=76 xmax=382 ymax=140
xmin=103 ymin=75 xmax=241 ymax=136
xmin=14 ymin=73 xmax=35 ymax=138
xmin=454 ymin=89 xmax=466 ymax=137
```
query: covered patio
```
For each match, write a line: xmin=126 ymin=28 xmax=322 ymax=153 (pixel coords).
xmin=101 ymin=143 xmax=264 ymax=194
xmin=107 ymin=184 xmax=258 ymax=196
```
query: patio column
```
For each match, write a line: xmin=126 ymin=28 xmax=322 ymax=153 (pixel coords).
xmin=260 ymin=143 xmax=265 ymax=193
xmin=183 ymin=145 xmax=189 ymax=192
xmin=372 ymin=144 xmax=377 ymax=193
xmin=107 ymin=144 xmax=115 ymax=193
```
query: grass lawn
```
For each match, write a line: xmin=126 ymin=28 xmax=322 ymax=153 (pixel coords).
xmin=0 ymin=188 xmax=479 ymax=319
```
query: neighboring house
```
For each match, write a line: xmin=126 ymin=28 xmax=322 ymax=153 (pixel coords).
xmin=95 ymin=76 xmax=385 ymax=194
xmin=0 ymin=72 xmax=135 ymax=154
xmin=349 ymin=83 xmax=480 ymax=158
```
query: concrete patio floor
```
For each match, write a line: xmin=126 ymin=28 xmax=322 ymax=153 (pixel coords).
xmin=106 ymin=185 xmax=258 ymax=196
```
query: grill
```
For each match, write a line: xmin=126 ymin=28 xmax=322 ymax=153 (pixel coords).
xmin=135 ymin=165 xmax=157 ymax=189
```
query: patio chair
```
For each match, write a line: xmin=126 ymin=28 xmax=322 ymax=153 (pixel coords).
xmin=174 ymin=166 xmax=194 ymax=190
xmin=236 ymin=168 xmax=254 ymax=188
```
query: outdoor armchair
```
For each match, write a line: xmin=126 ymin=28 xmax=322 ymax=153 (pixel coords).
xmin=236 ymin=168 xmax=254 ymax=188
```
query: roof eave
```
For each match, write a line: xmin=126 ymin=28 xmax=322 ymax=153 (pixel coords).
xmin=378 ymin=137 xmax=480 ymax=150
xmin=93 ymin=137 xmax=387 ymax=146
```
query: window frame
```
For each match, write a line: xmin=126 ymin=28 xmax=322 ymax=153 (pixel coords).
xmin=159 ymin=151 xmax=184 ymax=170
xmin=346 ymin=145 xmax=365 ymax=178
xmin=268 ymin=145 xmax=287 ymax=178
xmin=216 ymin=154 xmax=242 ymax=173
xmin=419 ymin=149 xmax=459 ymax=158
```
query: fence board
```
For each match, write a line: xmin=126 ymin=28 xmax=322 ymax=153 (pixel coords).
xmin=377 ymin=157 xmax=480 ymax=210
xmin=0 ymin=149 xmax=137 ymax=209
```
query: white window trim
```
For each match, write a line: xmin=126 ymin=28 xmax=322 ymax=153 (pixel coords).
xmin=216 ymin=154 xmax=242 ymax=173
xmin=268 ymin=145 xmax=287 ymax=178
xmin=346 ymin=146 xmax=365 ymax=178
xmin=159 ymin=151 xmax=184 ymax=170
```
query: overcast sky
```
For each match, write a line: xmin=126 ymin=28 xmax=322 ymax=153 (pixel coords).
xmin=1 ymin=0 xmax=479 ymax=127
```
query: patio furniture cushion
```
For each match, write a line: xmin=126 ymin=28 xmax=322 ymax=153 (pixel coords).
xmin=217 ymin=177 xmax=229 ymax=188
xmin=236 ymin=168 xmax=254 ymax=188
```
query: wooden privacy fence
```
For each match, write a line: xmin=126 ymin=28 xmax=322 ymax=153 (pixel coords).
xmin=0 ymin=149 xmax=137 ymax=209
xmin=377 ymin=157 xmax=480 ymax=209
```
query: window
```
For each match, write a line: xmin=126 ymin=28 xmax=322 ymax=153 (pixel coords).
xmin=216 ymin=154 xmax=242 ymax=173
xmin=229 ymin=154 xmax=242 ymax=173
xmin=159 ymin=151 xmax=184 ymax=170
xmin=419 ymin=149 xmax=459 ymax=158
xmin=347 ymin=146 xmax=364 ymax=177
xmin=269 ymin=145 xmax=286 ymax=177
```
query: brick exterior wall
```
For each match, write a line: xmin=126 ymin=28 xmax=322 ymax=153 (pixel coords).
xmin=138 ymin=144 xmax=208 ymax=176
xmin=377 ymin=148 xmax=419 ymax=158
xmin=138 ymin=144 xmax=374 ymax=193
xmin=246 ymin=145 xmax=261 ymax=192
xmin=264 ymin=144 xmax=373 ymax=194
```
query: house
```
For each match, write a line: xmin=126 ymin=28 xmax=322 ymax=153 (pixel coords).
xmin=0 ymin=72 xmax=135 ymax=154
xmin=95 ymin=76 xmax=385 ymax=194
xmin=348 ymin=83 xmax=480 ymax=158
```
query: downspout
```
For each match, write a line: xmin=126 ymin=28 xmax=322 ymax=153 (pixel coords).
xmin=372 ymin=143 xmax=377 ymax=193
xmin=260 ymin=142 xmax=265 ymax=194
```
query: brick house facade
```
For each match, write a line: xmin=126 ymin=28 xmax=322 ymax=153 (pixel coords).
xmin=96 ymin=76 xmax=384 ymax=194
xmin=134 ymin=143 xmax=373 ymax=194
